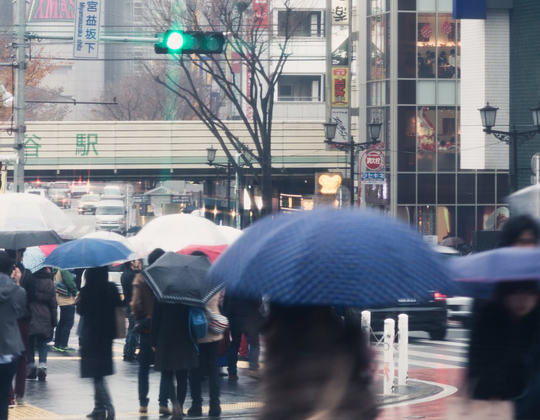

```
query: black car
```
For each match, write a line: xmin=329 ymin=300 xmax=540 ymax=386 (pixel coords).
xmin=367 ymin=291 xmax=448 ymax=340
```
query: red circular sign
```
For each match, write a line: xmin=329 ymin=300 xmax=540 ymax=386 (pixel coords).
xmin=364 ymin=151 xmax=385 ymax=171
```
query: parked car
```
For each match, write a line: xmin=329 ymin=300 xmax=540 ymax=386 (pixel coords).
xmin=78 ymin=194 xmax=101 ymax=215
xmin=50 ymin=190 xmax=72 ymax=209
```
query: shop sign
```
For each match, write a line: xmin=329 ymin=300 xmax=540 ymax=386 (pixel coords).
xmin=29 ymin=0 xmax=76 ymax=22
xmin=332 ymin=26 xmax=349 ymax=66
xmin=316 ymin=172 xmax=342 ymax=194
xmin=364 ymin=150 xmax=385 ymax=172
xmin=331 ymin=68 xmax=348 ymax=108
xmin=331 ymin=109 xmax=348 ymax=143
xmin=361 ymin=172 xmax=385 ymax=185
xmin=331 ymin=0 xmax=349 ymax=25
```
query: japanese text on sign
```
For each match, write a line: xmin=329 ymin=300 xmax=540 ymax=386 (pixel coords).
xmin=332 ymin=0 xmax=349 ymax=24
xmin=76 ymin=134 xmax=99 ymax=156
xmin=361 ymin=172 xmax=386 ymax=185
xmin=73 ymin=0 xmax=101 ymax=59
xmin=331 ymin=68 xmax=349 ymax=107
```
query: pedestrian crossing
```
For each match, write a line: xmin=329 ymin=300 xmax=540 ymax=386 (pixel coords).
xmin=60 ymin=224 xmax=93 ymax=238
xmin=373 ymin=336 xmax=470 ymax=370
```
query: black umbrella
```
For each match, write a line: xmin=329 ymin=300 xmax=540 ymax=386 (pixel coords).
xmin=0 ymin=230 xmax=63 ymax=250
xmin=143 ymin=252 xmax=225 ymax=307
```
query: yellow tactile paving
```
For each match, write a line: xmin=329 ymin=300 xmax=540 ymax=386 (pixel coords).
xmin=8 ymin=401 xmax=264 ymax=419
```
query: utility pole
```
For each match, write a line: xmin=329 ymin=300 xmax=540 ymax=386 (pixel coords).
xmin=13 ymin=0 xmax=27 ymax=193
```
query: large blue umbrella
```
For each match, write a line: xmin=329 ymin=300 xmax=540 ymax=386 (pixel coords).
xmin=207 ymin=210 xmax=459 ymax=307
xmin=449 ymin=247 xmax=540 ymax=298
xmin=44 ymin=238 xmax=133 ymax=269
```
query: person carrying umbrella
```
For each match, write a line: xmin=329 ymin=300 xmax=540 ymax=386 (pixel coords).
xmin=0 ymin=251 xmax=26 ymax=420
xmin=130 ymin=249 xmax=171 ymax=417
xmin=121 ymin=259 xmax=141 ymax=362
xmin=207 ymin=210 xmax=457 ymax=420
xmin=77 ymin=267 xmax=122 ymax=420
xmin=23 ymin=248 xmax=57 ymax=382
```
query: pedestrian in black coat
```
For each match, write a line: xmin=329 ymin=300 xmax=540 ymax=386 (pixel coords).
xmin=78 ymin=267 xmax=122 ymax=420
xmin=467 ymin=280 xmax=540 ymax=419
xmin=151 ymin=301 xmax=198 ymax=420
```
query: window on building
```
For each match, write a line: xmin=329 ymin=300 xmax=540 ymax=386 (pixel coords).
xmin=278 ymin=11 xmax=322 ymax=37
xmin=277 ymin=75 xmax=322 ymax=101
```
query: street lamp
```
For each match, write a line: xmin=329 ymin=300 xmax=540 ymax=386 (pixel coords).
xmin=479 ymin=102 xmax=540 ymax=192
xmin=206 ymin=146 xmax=232 ymax=225
xmin=324 ymin=120 xmax=383 ymax=206
xmin=0 ymin=85 xmax=13 ymax=108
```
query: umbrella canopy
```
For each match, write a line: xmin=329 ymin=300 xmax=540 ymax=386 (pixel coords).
xmin=82 ymin=230 xmax=142 ymax=254
xmin=177 ymin=244 xmax=228 ymax=263
xmin=44 ymin=238 xmax=133 ymax=269
xmin=216 ymin=226 xmax=243 ymax=245
xmin=129 ymin=214 xmax=227 ymax=254
xmin=439 ymin=237 xmax=465 ymax=247
xmin=208 ymin=210 xmax=459 ymax=308
xmin=143 ymin=252 xmax=225 ymax=306
xmin=0 ymin=230 xmax=63 ymax=250
xmin=0 ymin=193 xmax=74 ymax=232
xmin=448 ymin=248 xmax=540 ymax=298
xmin=39 ymin=244 xmax=58 ymax=257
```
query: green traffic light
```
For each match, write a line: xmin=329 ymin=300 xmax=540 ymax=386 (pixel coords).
xmin=166 ymin=32 xmax=184 ymax=51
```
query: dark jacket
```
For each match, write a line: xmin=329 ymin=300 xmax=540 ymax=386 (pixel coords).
xmin=468 ymin=301 xmax=540 ymax=401
xmin=78 ymin=278 xmax=122 ymax=378
xmin=130 ymin=273 xmax=154 ymax=334
xmin=0 ymin=273 xmax=26 ymax=356
xmin=151 ymin=302 xmax=198 ymax=372
xmin=121 ymin=268 xmax=137 ymax=309
xmin=29 ymin=269 xmax=57 ymax=338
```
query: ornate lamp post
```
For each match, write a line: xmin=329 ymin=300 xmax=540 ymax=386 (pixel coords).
xmin=479 ymin=103 xmax=540 ymax=192
xmin=323 ymin=120 xmax=383 ymax=206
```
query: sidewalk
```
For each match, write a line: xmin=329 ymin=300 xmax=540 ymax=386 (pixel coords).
xmin=8 ymin=342 xmax=444 ymax=420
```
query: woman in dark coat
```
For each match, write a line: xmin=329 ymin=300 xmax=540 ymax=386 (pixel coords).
xmin=467 ymin=280 xmax=540 ymax=420
xmin=77 ymin=267 xmax=122 ymax=420
xmin=151 ymin=301 xmax=198 ymax=420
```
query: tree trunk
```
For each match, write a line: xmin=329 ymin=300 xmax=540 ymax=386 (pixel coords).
xmin=261 ymin=149 xmax=273 ymax=217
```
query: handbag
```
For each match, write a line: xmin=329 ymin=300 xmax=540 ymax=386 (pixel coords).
xmin=445 ymin=397 xmax=514 ymax=420
xmin=207 ymin=309 xmax=229 ymax=335
xmin=115 ymin=306 xmax=127 ymax=339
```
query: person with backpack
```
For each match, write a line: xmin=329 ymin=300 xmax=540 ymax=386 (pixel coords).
xmin=151 ymin=294 xmax=199 ymax=420
xmin=187 ymin=292 xmax=229 ymax=417
xmin=52 ymin=269 xmax=78 ymax=353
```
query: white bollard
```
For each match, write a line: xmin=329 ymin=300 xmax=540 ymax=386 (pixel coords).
xmin=398 ymin=314 xmax=409 ymax=386
xmin=361 ymin=310 xmax=371 ymax=346
xmin=383 ymin=318 xmax=395 ymax=395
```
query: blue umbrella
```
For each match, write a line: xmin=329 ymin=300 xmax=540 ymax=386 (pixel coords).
xmin=449 ymin=247 xmax=540 ymax=298
xmin=44 ymin=238 xmax=133 ymax=269
xmin=207 ymin=210 xmax=459 ymax=307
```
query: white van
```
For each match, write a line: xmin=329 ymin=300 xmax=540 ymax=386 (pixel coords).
xmin=95 ymin=199 xmax=126 ymax=234
xmin=102 ymin=185 xmax=125 ymax=199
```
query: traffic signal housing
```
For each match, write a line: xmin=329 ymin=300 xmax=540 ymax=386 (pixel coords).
xmin=154 ymin=31 xmax=226 ymax=55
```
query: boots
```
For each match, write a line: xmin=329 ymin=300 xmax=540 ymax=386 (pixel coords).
xmin=208 ymin=399 xmax=221 ymax=417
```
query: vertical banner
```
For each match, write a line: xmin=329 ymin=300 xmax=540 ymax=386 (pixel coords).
xmin=253 ymin=0 xmax=269 ymax=28
xmin=331 ymin=109 xmax=349 ymax=143
xmin=331 ymin=68 xmax=349 ymax=108
xmin=332 ymin=0 xmax=349 ymax=24
xmin=73 ymin=0 xmax=102 ymax=59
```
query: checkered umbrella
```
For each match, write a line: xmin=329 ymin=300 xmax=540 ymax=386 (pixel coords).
xmin=208 ymin=210 xmax=460 ymax=308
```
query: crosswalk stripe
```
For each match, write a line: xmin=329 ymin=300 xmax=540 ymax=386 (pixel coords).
xmin=62 ymin=226 xmax=75 ymax=233
xmin=410 ymin=345 xmax=467 ymax=356
xmin=78 ymin=226 xmax=90 ymax=234
xmin=415 ymin=339 xmax=469 ymax=348
xmin=406 ymin=349 xmax=467 ymax=363
xmin=374 ymin=355 xmax=462 ymax=369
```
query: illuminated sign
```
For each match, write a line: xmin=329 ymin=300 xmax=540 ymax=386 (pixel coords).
xmin=317 ymin=173 xmax=342 ymax=194
xmin=29 ymin=0 xmax=76 ymax=22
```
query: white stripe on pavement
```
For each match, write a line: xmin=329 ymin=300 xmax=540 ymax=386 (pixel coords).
xmin=415 ymin=339 xmax=469 ymax=347
xmin=409 ymin=345 xmax=467 ymax=356
xmin=78 ymin=226 xmax=90 ymax=234
xmin=406 ymin=349 xmax=467 ymax=363
xmin=63 ymin=226 xmax=76 ymax=233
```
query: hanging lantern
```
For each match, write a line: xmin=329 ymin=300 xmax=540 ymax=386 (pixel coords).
xmin=441 ymin=21 xmax=452 ymax=35
xmin=421 ymin=23 xmax=432 ymax=39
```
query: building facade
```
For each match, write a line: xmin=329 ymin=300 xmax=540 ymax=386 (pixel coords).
xmin=359 ymin=0 xmax=509 ymax=244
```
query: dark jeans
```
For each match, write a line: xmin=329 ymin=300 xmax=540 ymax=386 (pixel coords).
xmin=189 ymin=341 xmax=220 ymax=407
xmin=162 ymin=370 xmax=188 ymax=408
xmin=55 ymin=305 xmax=76 ymax=348
xmin=93 ymin=377 xmax=114 ymax=417
xmin=0 ymin=359 xmax=17 ymax=420
xmin=227 ymin=314 xmax=260 ymax=375
xmin=138 ymin=333 xmax=168 ymax=408
xmin=123 ymin=311 xmax=138 ymax=358
xmin=28 ymin=335 xmax=48 ymax=369
xmin=9 ymin=319 xmax=29 ymax=400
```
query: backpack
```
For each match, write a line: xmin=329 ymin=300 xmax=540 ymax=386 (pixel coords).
xmin=188 ymin=307 xmax=208 ymax=352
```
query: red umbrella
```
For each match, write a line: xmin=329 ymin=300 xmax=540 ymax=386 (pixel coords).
xmin=39 ymin=244 xmax=58 ymax=257
xmin=177 ymin=244 xmax=227 ymax=263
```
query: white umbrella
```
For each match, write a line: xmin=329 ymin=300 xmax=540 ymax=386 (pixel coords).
xmin=129 ymin=214 xmax=227 ymax=254
xmin=216 ymin=226 xmax=243 ymax=245
xmin=0 ymin=193 xmax=74 ymax=232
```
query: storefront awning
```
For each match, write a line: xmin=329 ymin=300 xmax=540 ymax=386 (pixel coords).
xmin=453 ymin=0 xmax=486 ymax=19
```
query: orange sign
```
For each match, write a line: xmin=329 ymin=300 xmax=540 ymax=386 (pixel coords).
xmin=317 ymin=173 xmax=342 ymax=194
